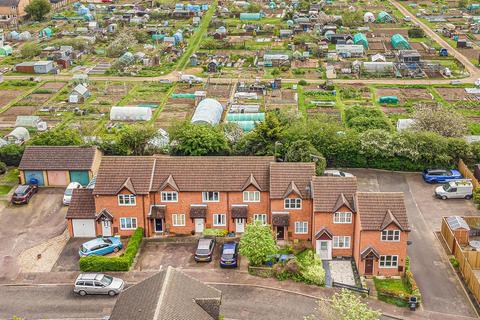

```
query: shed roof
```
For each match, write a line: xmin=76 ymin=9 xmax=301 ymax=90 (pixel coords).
xmin=446 ymin=216 xmax=470 ymax=231
xmin=19 ymin=146 xmax=98 ymax=171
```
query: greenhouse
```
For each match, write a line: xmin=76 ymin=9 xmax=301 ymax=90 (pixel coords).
xmin=0 ymin=45 xmax=13 ymax=56
xmin=5 ymin=127 xmax=30 ymax=144
xmin=110 ymin=106 xmax=152 ymax=121
xmin=364 ymin=12 xmax=375 ymax=23
xmin=226 ymin=113 xmax=265 ymax=122
xmin=378 ymin=96 xmax=399 ymax=104
xmin=376 ymin=11 xmax=393 ymax=23
xmin=391 ymin=34 xmax=410 ymax=50
xmin=19 ymin=31 xmax=31 ymax=41
xmin=15 ymin=116 xmax=40 ymax=128
xmin=467 ymin=4 xmax=480 ymax=10
xmin=240 ymin=13 xmax=261 ymax=20
xmin=353 ymin=33 xmax=368 ymax=49
xmin=230 ymin=120 xmax=256 ymax=132
xmin=191 ymin=98 xmax=224 ymax=125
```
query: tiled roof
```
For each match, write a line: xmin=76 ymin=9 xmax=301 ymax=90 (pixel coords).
xmin=231 ymin=205 xmax=248 ymax=219
xmin=110 ymin=267 xmax=221 ymax=320
xmin=272 ymin=213 xmax=289 ymax=226
xmin=312 ymin=176 xmax=357 ymax=212
xmin=19 ymin=146 xmax=97 ymax=171
xmin=151 ymin=156 xmax=273 ymax=192
xmin=65 ymin=189 xmax=96 ymax=219
xmin=269 ymin=162 xmax=316 ymax=199
xmin=190 ymin=205 xmax=207 ymax=218
xmin=356 ymin=192 xmax=410 ymax=231
xmin=93 ymin=157 xmax=155 ymax=195
xmin=149 ymin=205 xmax=165 ymax=219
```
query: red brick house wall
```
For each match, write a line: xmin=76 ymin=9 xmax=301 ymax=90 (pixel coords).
xmin=270 ymin=193 xmax=312 ymax=241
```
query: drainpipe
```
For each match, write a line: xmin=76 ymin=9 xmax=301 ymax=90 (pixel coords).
xmin=227 ymin=192 xmax=230 ymax=233
xmin=142 ymin=195 xmax=147 ymax=237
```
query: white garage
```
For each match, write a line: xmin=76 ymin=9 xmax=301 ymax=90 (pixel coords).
xmin=72 ymin=219 xmax=96 ymax=237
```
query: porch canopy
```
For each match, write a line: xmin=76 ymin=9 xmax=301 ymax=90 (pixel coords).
xmin=272 ymin=213 xmax=289 ymax=226
xmin=231 ymin=205 xmax=248 ymax=219
xmin=149 ymin=205 xmax=166 ymax=219
xmin=190 ymin=205 xmax=207 ymax=219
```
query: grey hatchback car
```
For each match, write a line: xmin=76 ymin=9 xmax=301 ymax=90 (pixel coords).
xmin=74 ymin=273 xmax=125 ymax=296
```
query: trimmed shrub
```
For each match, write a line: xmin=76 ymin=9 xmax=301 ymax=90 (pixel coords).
xmin=449 ymin=256 xmax=460 ymax=268
xmin=79 ymin=228 xmax=143 ymax=272
xmin=202 ymin=228 xmax=228 ymax=237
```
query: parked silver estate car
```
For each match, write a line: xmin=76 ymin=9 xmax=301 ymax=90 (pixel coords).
xmin=74 ymin=273 xmax=125 ymax=296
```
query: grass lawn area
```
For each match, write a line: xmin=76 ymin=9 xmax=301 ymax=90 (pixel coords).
xmin=0 ymin=185 xmax=13 ymax=195
xmin=374 ymin=277 xmax=411 ymax=308
xmin=0 ymin=168 xmax=19 ymax=184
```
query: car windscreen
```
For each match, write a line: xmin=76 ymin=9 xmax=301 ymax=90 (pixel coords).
xmin=103 ymin=238 xmax=112 ymax=244
xmin=442 ymin=185 xmax=451 ymax=192
xmin=65 ymin=188 xmax=73 ymax=196
xmin=100 ymin=275 xmax=113 ymax=286
xmin=222 ymin=248 xmax=235 ymax=259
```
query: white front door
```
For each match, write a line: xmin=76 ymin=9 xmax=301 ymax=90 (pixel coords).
xmin=102 ymin=220 xmax=112 ymax=237
xmin=316 ymin=240 xmax=332 ymax=260
xmin=194 ymin=218 xmax=204 ymax=233
xmin=235 ymin=218 xmax=245 ymax=233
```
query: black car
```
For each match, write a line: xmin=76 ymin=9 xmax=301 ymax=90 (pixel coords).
xmin=194 ymin=237 xmax=216 ymax=262
xmin=11 ymin=184 xmax=38 ymax=205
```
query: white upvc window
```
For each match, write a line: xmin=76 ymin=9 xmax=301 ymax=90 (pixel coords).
xmin=333 ymin=212 xmax=352 ymax=224
xmin=379 ymin=255 xmax=398 ymax=268
xmin=120 ymin=217 xmax=137 ymax=230
xmin=202 ymin=191 xmax=219 ymax=202
xmin=294 ymin=221 xmax=308 ymax=234
xmin=213 ymin=214 xmax=226 ymax=226
xmin=118 ymin=194 xmax=136 ymax=206
xmin=172 ymin=214 xmax=186 ymax=226
xmin=253 ymin=213 xmax=267 ymax=225
xmin=333 ymin=236 xmax=351 ymax=248
xmin=243 ymin=191 xmax=260 ymax=202
xmin=284 ymin=198 xmax=302 ymax=209
xmin=381 ymin=230 xmax=400 ymax=242
xmin=161 ymin=191 xmax=178 ymax=202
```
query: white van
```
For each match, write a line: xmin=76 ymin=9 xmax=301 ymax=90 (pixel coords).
xmin=435 ymin=180 xmax=473 ymax=200
xmin=63 ymin=182 xmax=82 ymax=205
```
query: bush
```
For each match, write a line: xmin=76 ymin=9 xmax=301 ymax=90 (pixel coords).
xmin=300 ymin=261 xmax=326 ymax=286
xmin=0 ymin=161 xmax=7 ymax=173
xmin=450 ymin=256 xmax=460 ymax=268
xmin=0 ymin=144 xmax=24 ymax=166
xmin=202 ymin=228 xmax=228 ymax=237
xmin=298 ymin=80 xmax=307 ymax=86
xmin=473 ymin=187 xmax=480 ymax=209
xmin=79 ymin=228 xmax=143 ymax=272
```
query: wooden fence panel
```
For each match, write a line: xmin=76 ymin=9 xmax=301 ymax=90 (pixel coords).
xmin=459 ymin=159 xmax=480 ymax=189
xmin=441 ymin=218 xmax=456 ymax=254
xmin=453 ymin=239 xmax=480 ymax=304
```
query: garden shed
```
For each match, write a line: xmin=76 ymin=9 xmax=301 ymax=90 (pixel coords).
xmin=376 ymin=11 xmax=393 ymax=23
xmin=5 ymin=127 xmax=29 ymax=144
xmin=39 ymin=27 xmax=53 ymax=38
xmin=18 ymin=31 xmax=31 ymax=41
xmin=391 ymin=34 xmax=410 ymax=50
xmin=364 ymin=12 xmax=375 ymax=23
xmin=191 ymin=98 xmax=224 ymax=125
xmin=110 ymin=106 xmax=152 ymax=121
xmin=353 ymin=33 xmax=368 ymax=49
xmin=0 ymin=45 xmax=12 ymax=56
xmin=19 ymin=146 xmax=101 ymax=187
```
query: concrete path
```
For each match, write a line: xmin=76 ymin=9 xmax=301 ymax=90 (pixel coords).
xmin=330 ymin=260 xmax=356 ymax=286
xmin=323 ymin=260 xmax=332 ymax=288
xmin=350 ymin=169 xmax=478 ymax=318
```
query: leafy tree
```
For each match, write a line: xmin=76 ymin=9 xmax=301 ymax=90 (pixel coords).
xmin=25 ymin=0 xmax=51 ymax=21
xmin=246 ymin=3 xmax=261 ymax=12
xmin=341 ymin=11 xmax=364 ymax=28
xmin=314 ymin=289 xmax=381 ymax=320
xmin=117 ymin=124 xmax=157 ymax=156
xmin=412 ymin=106 xmax=468 ymax=138
xmin=107 ymin=32 xmax=138 ymax=58
xmin=458 ymin=0 xmax=469 ymax=8
xmin=29 ymin=128 xmax=83 ymax=146
xmin=285 ymin=139 xmax=326 ymax=175
xmin=169 ymin=121 xmax=230 ymax=156
xmin=239 ymin=221 xmax=277 ymax=266
xmin=0 ymin=144 xmax=24 ymax=166
xmin=408 ymin=28 xmax=425 ymax=38
xmin=20 ymin=42 xmax=41 ymax=59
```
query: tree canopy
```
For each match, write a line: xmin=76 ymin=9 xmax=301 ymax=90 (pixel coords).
xmin=29 ymin=128 xmax=83 ymax=146
xmin=412 ymin=106 xmax=468 ymax=138
xmin=25 ymin=0 xmax=51 ymax=21
xmin=239 ymin=221 xmax=277 ymax=266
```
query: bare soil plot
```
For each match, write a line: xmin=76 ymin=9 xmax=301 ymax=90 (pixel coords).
xmin=436 ymin=87 xmax=479 ymax=102
xmin=1 ymin=106 xmax=36 ymax=116
xmin=156 ymin=104 xmax=195 ymax=128
xmin=206 ymin=83 xmax=231 ymax=100
xmin=370 ymin=28 xmax=408 ymax=38
xmin=40 ymin=82 xmax=66 ymax=91
xmin=0 ymin=90 xmax=23 ymax=108
xmin=381 ymin=107 xmax=408 ymax=114
xmin=18 ymin=94 xmax=51 ymax=106
xmin=266 ymin=88 xmax=297 ymax=106
xmin=91 ymin=83 xmax=133 ymax=106
xmin=376 ymin=87 xmax=432 ymax=103
xmin=457 ymin=48 xmax=480 ymax=63
xmin=307 ymin=107 xmax=342 ymax=121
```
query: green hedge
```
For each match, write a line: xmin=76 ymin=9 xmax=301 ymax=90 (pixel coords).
xmin=79 ymin=228 xmax=143 ymax=272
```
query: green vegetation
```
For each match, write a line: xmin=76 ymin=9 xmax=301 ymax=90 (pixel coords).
xmin=0 ymin=185 xmax=13 ymax=195
xmin=449 ymin=256 xmax=460 ymax=268
xmin=374 ymin=277 xmax=411 ymax=307
xmin=273 ymin=249 xmax=326 ymax=286
xmin=25 ymin=0 xmax=51 ymax=21
xmin=202 ymin=228 xmax=228 ymax=237
xmin=240 ymin=221 xmax=277 ymax=266
xmin=79 ymin=228 xmax=143 ymax=272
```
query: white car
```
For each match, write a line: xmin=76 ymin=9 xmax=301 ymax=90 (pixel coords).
xmin=63 ymin=182 xmax=82 ymax=205
xmin=323 ymin=170 xmax=354 ymax=177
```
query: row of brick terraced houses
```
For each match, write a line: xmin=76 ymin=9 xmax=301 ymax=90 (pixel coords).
xmin=57 ymin=152 xmax=410 ymax=277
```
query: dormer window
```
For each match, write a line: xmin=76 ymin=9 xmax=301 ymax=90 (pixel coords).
xmin=243 ymin=191 xmax=260 ymax=202
xmin=284 ymin=198 xmax=302 ymax=209
xmin=333 ymin=212 xmax=352 ymax=224
xmin=381 ymin=230 xmax=400 ymax=241
xmin=202 ymin=191 xmax=219 ymax=202
xmin=118 ymin=194 xmax=136 ymax=206
xmin=161 ymin=191 xmax=178 ymax=202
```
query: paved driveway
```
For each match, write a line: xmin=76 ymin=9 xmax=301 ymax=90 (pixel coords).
xmin=349 ymin=169 xmax=478 ymax=318
xmin=0 ymin=188 xmax=66 ymax=282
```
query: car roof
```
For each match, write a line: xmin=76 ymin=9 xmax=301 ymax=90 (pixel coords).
xmin=67 ymin=182 xmax=82 ymax=189
xmin=82 ymin=238 xmax=106 ymax=249
xmin=77 ymin=273 xmax=102 ymax=280
xmin=198 ymin=238 xmax=213 ymax=249
xmin=223 ymin=242 xmax=237 ymax=250
xmin=15 ymin=185 xmax=30 ymax=193
xmin=427 ymin=169 xmax=448 ymax=173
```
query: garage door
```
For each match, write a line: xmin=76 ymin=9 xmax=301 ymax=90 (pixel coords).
xmin=24 ymin=171 xmax=45 ymax=186
xmin=47 ymin=171 xmax=68 ymax=186
xmin=69 ymin=171 xmax=90 ymax=186
xmin=72 ymin=219 xmax=96 ymax=237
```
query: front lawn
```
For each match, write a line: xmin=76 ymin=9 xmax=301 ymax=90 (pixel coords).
xmin=374 ymin=277 xmax=411 ymax=307
xmin=0 ymin=185 xmax=13 ymax=195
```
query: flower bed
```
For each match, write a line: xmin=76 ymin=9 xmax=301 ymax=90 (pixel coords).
xmin=79 ymin=228 xmax=143 ymax=272
xmin=271 ymin=249 xmax=326 ymax=286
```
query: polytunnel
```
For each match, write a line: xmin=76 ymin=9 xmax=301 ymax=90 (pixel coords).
xmin=6 ymin=127 xmax=30 ymax=143
xmin=226 ymin=113 xmax=265 ymax=121
xmin=191 ymin=98 xmax=224 ymax=125
xmin=110 ymin=106 xmax=152 ymax=121
xmin=364 ymin=12 xmax=375 ymax=23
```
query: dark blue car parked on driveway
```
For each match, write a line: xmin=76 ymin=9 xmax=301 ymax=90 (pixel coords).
xmin=422 ymin=169 xmax=462 ymax=183
xmin=220 ymin=242 xmax=238 ymax=268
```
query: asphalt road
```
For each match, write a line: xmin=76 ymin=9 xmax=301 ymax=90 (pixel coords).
xmin=0 ymin=284 xmax=323 ymax=320
xmin=0 ymin=189 xmax=66 ymax=282
xmin=350 ymin=169 xmax=478 ymax=318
